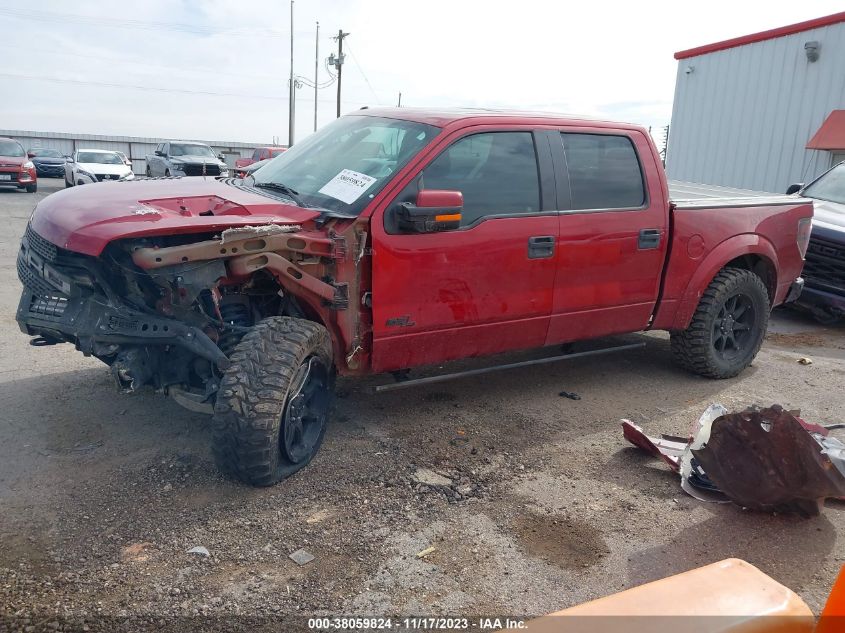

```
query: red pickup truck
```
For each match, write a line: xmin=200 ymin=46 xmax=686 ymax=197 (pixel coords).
xmin=234 ymin=146 xmax=287 ymax=170
xmin=16 ymin=108 xmax=812 ymax=485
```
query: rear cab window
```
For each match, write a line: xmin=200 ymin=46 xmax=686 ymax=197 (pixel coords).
xmin=561 ymin=133 xmax=646 ymax=210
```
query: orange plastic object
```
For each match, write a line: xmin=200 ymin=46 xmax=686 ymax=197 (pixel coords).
xmin=517 ymin=559 xmax=814 ymax=633
xmin=816 ymin=564 xmax=845 ymax=633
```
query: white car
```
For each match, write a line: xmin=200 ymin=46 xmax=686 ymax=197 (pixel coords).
xmin=64 ymin=149 xmax=135 ymax=187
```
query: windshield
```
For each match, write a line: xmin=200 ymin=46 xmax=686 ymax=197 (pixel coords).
xmin=171 ymin=144 xmax=215 ymax=158
xmin=252 ymin=115 xmax=439 ymax=215
xmin=0 ymin=140 xmax=25 ymax=157
xmin=78 ymin=151 xmax=123 ymax=165
xmin=803 ymin=163 xmax=845 ymax=206
xmin=29 ymin=148 xmax=62 ymax=157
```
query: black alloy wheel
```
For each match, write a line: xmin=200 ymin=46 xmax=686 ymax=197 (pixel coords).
xmin=712 ymin=292 xmax=755 ymax=361
xmin=282 ymin=356 xmax=330 ymax=464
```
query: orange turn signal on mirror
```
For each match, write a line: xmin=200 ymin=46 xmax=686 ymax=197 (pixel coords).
xmin=435 ymin=213 xmax=461 ymax=222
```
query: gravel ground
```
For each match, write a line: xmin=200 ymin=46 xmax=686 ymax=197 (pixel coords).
xmin=1 ymin=180 xmax=843 ymax=631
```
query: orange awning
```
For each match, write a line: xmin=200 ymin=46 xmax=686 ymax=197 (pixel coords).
xmin=807 ymin=110 xmax=845 ymax=150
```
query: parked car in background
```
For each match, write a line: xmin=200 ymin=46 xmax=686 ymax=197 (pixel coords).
xmin=64 ymin=149 xmax=135 ymax=187
xmin=234 ymin=146 xmax=286 ymax=170
xmin=0 ymin=137 xmax=37 ymax=192
xmin=234 ymin=157 xmax=272 ymax=179
xmin=28 ymin=148 xmax=67 ymax=178
xmin=145 ymin=141 xmax=228 ymax=177
xmin=786 ymin=161 xmax=845 ymax=322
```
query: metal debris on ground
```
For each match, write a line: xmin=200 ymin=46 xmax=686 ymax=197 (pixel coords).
xmin=186 ymin=546 xmax=210 ymax=557
xmin=558 ymin=391 xmax=581 ymax=400
xmin=416 ymin=546 xmax=436 ymax=559
xmin=623 ymin=404 xmax=845 ymax=516
xmin=289 ymin=548 xmax=315 ymax=566
xmin=798 ymin=357 xmax=814 ymax=365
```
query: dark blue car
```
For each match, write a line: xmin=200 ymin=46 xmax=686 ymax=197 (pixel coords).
xmin=28 ymin=147 xmax=67 ymax=178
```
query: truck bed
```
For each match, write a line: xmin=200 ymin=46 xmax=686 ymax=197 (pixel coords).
xmin=669 ymin=180 xmax=803 ymax=209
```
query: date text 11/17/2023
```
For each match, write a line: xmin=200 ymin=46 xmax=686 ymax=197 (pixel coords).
xmin=307 ymin=617 xmax=527 ymax=630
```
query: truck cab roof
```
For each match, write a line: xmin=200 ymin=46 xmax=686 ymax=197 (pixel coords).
xmin=355 ymin=107 xmax=645 ymax=132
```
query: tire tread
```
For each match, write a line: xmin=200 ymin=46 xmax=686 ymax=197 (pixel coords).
xmin=670 ymin=267 xmax=769 ymax=379
xmin=211 ymin=316 xmax=332 ymax=486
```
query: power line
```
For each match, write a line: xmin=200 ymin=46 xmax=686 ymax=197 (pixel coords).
xmin=0 ymin=7 xmax=288 ymax=38
xmin=0 ymin=72 xmax=368 ymax=105
xmin=345 ymin=43 xmax=382 ymax=105
xmin=0 ymin=44 xmax=280 ymax=82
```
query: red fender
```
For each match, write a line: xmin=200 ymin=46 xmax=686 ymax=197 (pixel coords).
xmin=670 ymin=233 xmax=778 ymax=331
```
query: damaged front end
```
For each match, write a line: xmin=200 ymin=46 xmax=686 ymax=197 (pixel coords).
xmin=16 ymin=220 xmax=360 ymax=411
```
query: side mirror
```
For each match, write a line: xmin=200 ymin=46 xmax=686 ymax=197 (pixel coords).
xmin=27 ymin=152 xmax=35 ymax=158
xmin=154 ymin=150 xmax=164 ymax=157
xmin=786 ymin=183 xmax=804 ymax=195
xmin=396 ymin=190 xmax=463 ymax=233
xmin=218 ymin=153 xmax=225 ymax=161
xmin=66 ymin=156 xmax=74 ymax=163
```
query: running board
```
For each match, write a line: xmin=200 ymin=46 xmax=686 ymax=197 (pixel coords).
xmin=371 ymin=341 xmax=646 ymax=394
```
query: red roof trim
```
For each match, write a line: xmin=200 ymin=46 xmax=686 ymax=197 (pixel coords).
xmin=674 ymin=11 xmax=845 ymax=60
xmin=807 ymin=110 xmax=845 ymax=150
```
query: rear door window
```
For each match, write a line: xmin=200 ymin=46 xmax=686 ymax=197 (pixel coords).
xmin=561 ymin=133 xmax=645 ymax=210
xmin=421 ymin=132 xmax=541 ymax=226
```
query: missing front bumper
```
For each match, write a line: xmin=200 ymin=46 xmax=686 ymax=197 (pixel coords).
xmin=17 ymin=289 xmax=229 ymax=368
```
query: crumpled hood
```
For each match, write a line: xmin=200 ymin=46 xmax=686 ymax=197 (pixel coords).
xmin=30 ymin=177 xmax=322 ymax=256
xmin=811 ymin=198 xmax=845 ymax=232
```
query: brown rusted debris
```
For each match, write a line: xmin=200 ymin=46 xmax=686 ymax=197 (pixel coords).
xmin=692 ymin=405 xmax=845 ymax=517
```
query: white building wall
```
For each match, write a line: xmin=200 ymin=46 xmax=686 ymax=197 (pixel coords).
xmin=666 ymin=21 xmax=845 ymax=193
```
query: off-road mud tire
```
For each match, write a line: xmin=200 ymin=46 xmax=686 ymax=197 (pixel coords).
xmin=670 ymin=267 xmax=769 ymax=379
xmin=212 ymin=317 xmax=333 ymax=486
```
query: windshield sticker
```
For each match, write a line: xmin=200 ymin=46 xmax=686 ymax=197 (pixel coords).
xmin=318 ymin=169 xmax=377 ymax=204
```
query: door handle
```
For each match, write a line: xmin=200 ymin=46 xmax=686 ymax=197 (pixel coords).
xmin=528 ymin=235 xmax=555 ymax=259
xmin=638 ymin=228 xmax=661 ymax=250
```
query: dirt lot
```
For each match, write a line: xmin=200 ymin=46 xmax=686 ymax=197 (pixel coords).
xmin=1 ymin=180 xmax=844 ymax=631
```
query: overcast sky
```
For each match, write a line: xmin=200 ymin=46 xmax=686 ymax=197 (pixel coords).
xmin=1 ymin=0 xmax=842 ymax=145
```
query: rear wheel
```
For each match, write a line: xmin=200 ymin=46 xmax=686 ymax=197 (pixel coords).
xmin=164 ymin=169 xmax=171 ymax=177
xmin=212 ymin=317 xmax=333 ymax=486
xmin=145 ymin=166 xmax=152 ymax=177
xmin=670 ymin=267 xmax=769 ymax=378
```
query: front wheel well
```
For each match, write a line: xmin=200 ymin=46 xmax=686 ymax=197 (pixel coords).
xmin=723 ymin=254 xmax=776 ymax=304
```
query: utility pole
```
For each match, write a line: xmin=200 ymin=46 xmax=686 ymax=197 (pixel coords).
xmin=397 ymin=92 xmax=402 ymax=107
xmin=313 ymin=22 xmax=319 ymax=132
xmin=329 ymin=30 xmax=349 ymax=118
xmin=288 ymin=0 xmax=295 ymax=146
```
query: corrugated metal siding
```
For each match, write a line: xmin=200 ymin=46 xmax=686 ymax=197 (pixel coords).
xmin=0 ymin=130 xmax=269 ymax=175
xmin=666 ymin=22 xmax=845 ymax=192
